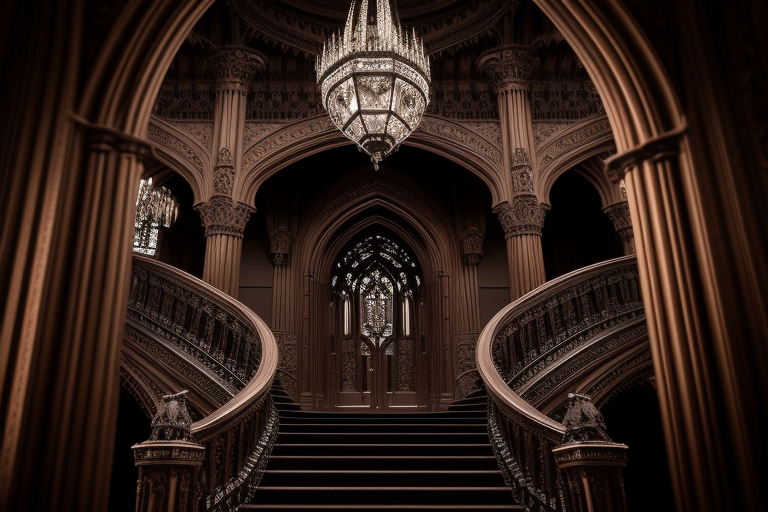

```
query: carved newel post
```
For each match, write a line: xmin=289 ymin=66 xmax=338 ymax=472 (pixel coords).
xmin=479 ymin=45 xmax=549 ymax=301
xmin=553 ymin=394 xmax=628 ymax=512
xmin=195 ymin=47 xmax=264 ymax=298
xmin=133 ymin=391 xmax=206 ymax=512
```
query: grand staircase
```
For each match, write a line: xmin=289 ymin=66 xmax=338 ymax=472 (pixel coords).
xmin=243 ymin=388 xmax=520 ymax=511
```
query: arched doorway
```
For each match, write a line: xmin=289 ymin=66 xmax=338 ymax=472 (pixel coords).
xmin=329 ymin=233 xmax=424 ymax=410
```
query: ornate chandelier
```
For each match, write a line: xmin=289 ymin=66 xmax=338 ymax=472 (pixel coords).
xmin=317 ymin=0 xmax=430 ymax=170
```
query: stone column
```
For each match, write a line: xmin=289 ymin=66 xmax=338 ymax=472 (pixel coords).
xmin=133 ymin=391 xmax=205 ymax=512
xmin=604 ymin=200 xmax=636 ymax=254
xmin=197 ymin=47 xmax=264 ymax=298
xmin=553 ymin=393 xmax=628 ymax=512
xmin=480 ymin=45 xmax=548 ymax=301
xmin=605 ymin=130 xmax=767 ymax=512
xmin=195 ymin=196 xmax=254 ymax=298
xmin=492 ymin=196 xmax=549 ymax=301
xmin=0 ymin=121 xmax=150 ymax=511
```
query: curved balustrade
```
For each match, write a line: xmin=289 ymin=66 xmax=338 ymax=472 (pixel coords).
xmin=126 ymin=255 xmax=279 ymax=512
xmin=477 ymin=256 xmax=646 ymax=512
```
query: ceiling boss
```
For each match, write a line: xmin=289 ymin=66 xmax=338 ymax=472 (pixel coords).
xmin=317 ymin=0 xmax=431 ymax=170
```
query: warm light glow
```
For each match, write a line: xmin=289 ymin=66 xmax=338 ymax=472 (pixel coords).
xmin=317 ymin=0 xmax=430 ymax=170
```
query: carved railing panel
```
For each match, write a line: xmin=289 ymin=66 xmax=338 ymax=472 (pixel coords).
xmin=477 ymin=256 xmax=645 ymax=512
xmin=127 ymin=255 xmax=278 ymax=512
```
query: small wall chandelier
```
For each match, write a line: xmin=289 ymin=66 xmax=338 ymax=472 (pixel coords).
xmin=317 ymin=0 xmax=431 ymax=170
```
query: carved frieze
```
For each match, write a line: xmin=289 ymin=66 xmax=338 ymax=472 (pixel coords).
xmin=418 ymin=117 xmax=502 ymax=165
xmin=530 ymin=81 xmax=605 ymax=121
xmin=148 ymin=123 xmax=204 ymax=175
xmin=426 ymin=86 xmax=498 ymax=120
xmin=532 ymin=121 xmax=570 ymax=148
xmin=246 ymin=86 xmax=323 ymax=121
xmin=167 ymin=121 xmax=214 ymax=152
xmin=195 ymin=196 xmax=255 ymax=238
xmin=538 ymin=116 xmax=613 ymax=172
xmin=242 ymin=117 xmax=334 ymax=171
xmin=153 ymin=83 xmax=215 ymax=120
xmin=493 ymin=196 xmax=549 ymax=238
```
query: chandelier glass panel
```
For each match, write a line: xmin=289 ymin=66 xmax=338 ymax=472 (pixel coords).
xmin=317 ymin=0 xmax=430 ymax=170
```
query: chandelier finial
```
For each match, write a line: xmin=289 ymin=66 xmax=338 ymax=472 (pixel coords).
xmin=318 ymin=0 xmax=430 ymax=170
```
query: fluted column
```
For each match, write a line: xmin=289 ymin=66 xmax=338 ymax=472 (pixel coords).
xmin=480 ymin=45 xmax=548 ymax=301
xmin=604 ymin=200 xmax=636 ymax=254
xmin=0 ymin=121 xmax=150 ymax=511
xmin=197 ymin=47 xmax=265 ymax=298
xmin=195 ymin=196 xmax=254 ymax=298
xmin=606 ymin=129 xmax=765 ymax=512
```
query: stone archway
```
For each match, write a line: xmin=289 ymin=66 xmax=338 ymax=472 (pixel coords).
xmin=3 ymin=1 xmax=765 ymax=510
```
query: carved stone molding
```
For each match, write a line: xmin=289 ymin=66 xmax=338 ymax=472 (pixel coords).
xmin=417 ymin=117 xmax=502 ymax=166
xmin=268 ymin=227 xmax=294 ymax=267
xmin=426 ymin=85 xmax=499 ymax=120
xmin=478 ymin=45 xmax=536 ymax=93
xmin=454 ymin=333 xmax=481 ymax=397
xmin=458 ymin=228 xmax=484 ymax=267
xmin=492 ymin=196 xmax=549 ymax=238
xmin=82 ymin=123 xmax=153 ymax=158
xmin=148 ymin=122 xmax=204 ymax=175
xmin=195 ymin=196 xmax=255 ymax=238
xmin=242 ymin=117 xmax=335 ymax=171
xmin=603 ymin=201 xmax=635 ymax=250
xmin=213 ymin=147 xmax=235 ymax=196
xmin=210 ymin=47 xmax=266 ymax=93
xmin=168 ymin=121 xmax=214 ymax=152
xmin=538 ymin=116 xmax=613 ymax=173
xmin=604 ymin=126 xmax=686 ymax=182
xmin=511 ymin=147 xmax=535 ymax=193
xmin=530 ymin=81 xmax=605 ymax=121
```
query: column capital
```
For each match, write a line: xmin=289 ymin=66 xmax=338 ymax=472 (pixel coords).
xmin=493 ymin=196 xmax=549 ymax=238
xmin=458 ymin=227 xmax=485 ymax=267
xmin=195 ymin=195 xmax=255 ymax=238
xmin=210 ymin=46 xmax=266 ymax=93
xmin=478 ymin=45 xmax=536 ymax=93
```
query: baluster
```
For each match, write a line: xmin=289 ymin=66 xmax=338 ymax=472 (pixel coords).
xmin=173 ymin=288 xmax=187 ymax=334
xmin=160 ymin=281 xmax=174 ymax=325
xmin=147 ymin=276 xmax=161 ymax=319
